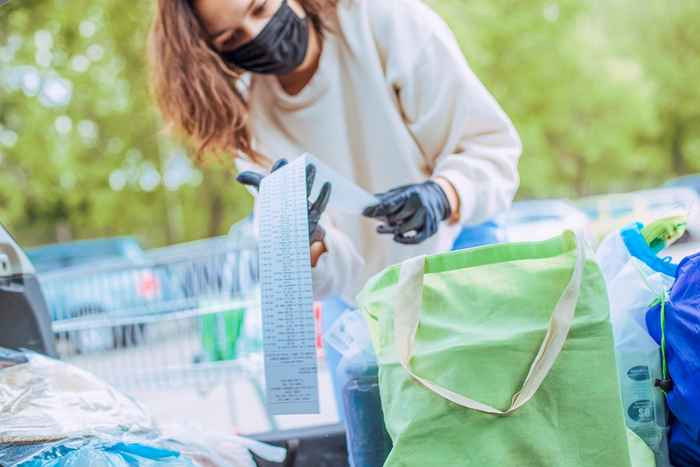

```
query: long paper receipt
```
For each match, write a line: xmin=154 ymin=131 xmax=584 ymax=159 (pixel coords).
xmin=259 ymin=156 xmax=318 ymax=415
xmin=258 ymin=155 xmax=375 ymax=415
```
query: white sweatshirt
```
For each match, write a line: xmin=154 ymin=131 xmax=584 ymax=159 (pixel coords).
xmin=236 ymin=0 xmax=521 ymax=305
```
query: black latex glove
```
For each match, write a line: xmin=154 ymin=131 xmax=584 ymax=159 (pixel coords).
xmin=362 ymin=180 xmax=451 ymax=245
xmin=236 ymin=159 xmax=332 ymax=244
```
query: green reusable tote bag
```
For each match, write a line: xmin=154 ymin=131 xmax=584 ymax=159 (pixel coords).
xmin=357 ymin=231 xmax=632 ymax=467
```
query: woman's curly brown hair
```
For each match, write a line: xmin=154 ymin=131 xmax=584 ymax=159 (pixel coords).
xmin=148 ymin=0 xmax=338 ymax=166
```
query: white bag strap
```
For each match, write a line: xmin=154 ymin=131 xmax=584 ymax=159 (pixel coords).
xmin=394 ymin=233 xmax=586 ymax=416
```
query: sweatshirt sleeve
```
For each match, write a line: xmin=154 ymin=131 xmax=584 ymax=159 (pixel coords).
xmin=372 ymin=0 xmax=522 ymax=224
xmin=311 ymin=218 xmax=366 ymax=306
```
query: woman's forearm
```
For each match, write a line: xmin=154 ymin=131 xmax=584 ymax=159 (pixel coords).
xmin=434 ymin=176 xmax=461 ymax=224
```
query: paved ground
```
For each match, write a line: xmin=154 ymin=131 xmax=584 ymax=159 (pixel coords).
xmin=60 ymin=322 xmax=340 ymax=437
xmin=128 ymin=363 xmax=340 ymax=436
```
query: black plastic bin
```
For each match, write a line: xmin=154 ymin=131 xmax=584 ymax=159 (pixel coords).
xmin=0 ymin=224 xmax=56 ymax=356
xmin=251 ymin=423 xmax=349 ymax=467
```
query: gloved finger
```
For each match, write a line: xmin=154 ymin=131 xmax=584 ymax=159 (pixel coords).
xmin=394 ymin=231 xmax=422 ymax=245
xmin=395 ymin=226 xmax=432 ymax=244
xmin=362 ymin=203 xmax=383 ymax=218
xmin=362 ymin=195 xmax=391 ymax=218
xmin=236 ymin=171 xmax=264 ymax=190
xmin=310 ymin=182 xmax=332 ymax=216
xmin=310 ymin=224 xmax=326 ymax=244
xmin=271 ymin=159 xmax=288 ymax=172
xmin=385 ymin=195 xmax=421 ymax=225
xmin=305 ymin=164 xmax=317 ymax=197
xmin=363 ymin=191 xmax=407 ymax=218
xmin=308 ymin=183 xmax=331 ymax=242
xmin=376 ymin=223 xmax=398 ymax=235
xmin=397 ymin=210 xmax=426 ymax=235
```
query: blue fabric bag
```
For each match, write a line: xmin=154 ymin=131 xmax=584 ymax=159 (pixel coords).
xmin=646 ymin=251 xmax=700 ymax=467
xmin=663 ymin=429 xmax=700 ymax=467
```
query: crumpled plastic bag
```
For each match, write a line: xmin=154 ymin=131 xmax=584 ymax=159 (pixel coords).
xmin=0 ymin=428 xmax=286 ymax=467
xmin=0 ymin=350 xmax=154 ymax=444
xmin=596 ymin=225 xmax=673 ymax=466
xmin=0 ymin=349 xmax=287 ymax=466
xmin=157 ymin=423 xmax=286 ymax=467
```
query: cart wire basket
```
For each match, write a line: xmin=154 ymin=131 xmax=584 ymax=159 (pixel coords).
xmin=41 ymin=237 xmax=266 ymax=399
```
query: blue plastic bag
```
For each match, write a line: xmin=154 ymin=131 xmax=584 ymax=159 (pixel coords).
xmin=646 ymin=251 xmax=700 ymax=467
xmin=451 ymin=221 xmax=502 ymax=250
xmin=1 ymin=437 xmax=194 ymax=467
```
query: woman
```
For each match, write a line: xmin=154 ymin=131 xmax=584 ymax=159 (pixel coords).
xmin=148 ymin=0 xmax=521 ymax=307
xmin=149 ymin=0 xmax=521 ymax=447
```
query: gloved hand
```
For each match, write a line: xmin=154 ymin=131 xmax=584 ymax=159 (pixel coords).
xmin=236 ymin=159 xmax=332 ymax=244
xmin=362 ymin=180 xmax=451 ymax=245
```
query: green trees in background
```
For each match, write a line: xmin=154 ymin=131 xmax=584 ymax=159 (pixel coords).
xmin=601 ymin=0 xmax=700 ymax=177
xmin=0 ymin=0 xmax=698 ymax=247
xmin=431 ymin=0 xmax=699 ymax=198
xmin=0 ymin=0 xmax=252 ymax=247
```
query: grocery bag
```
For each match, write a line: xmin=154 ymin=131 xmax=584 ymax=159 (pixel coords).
xmin=357 ymin=231 xmax=632 ymax=467
xmin=596 ymin=223 xmax=674 ymax=466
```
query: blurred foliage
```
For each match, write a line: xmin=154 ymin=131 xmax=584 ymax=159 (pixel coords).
xmin=0 ymin=0 xmax=698 ymax=247
xmin=0 ymin=0 xmax=252 ymax=247
xmin=430 ymin=0 xmax=699 ymax=198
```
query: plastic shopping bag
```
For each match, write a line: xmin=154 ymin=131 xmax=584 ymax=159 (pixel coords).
xmin=0 ymin=350 xmax=154 ymax=444
xmin=324 ymin=310 xmax=392 ymax=467
xmin=0 ymin=349 xmax=286 ymax=467
xmin=597 ymin=223 xmax=674 ymax=466
xmin=1 ymin=437 xmax=193 ymax=467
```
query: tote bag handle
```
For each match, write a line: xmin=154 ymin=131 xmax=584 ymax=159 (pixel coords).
xmin=394 ymin=232 xmax=586 ymax=416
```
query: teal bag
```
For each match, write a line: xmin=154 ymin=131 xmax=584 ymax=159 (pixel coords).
xmin=357 ymin=231 xmax=633 ymax=467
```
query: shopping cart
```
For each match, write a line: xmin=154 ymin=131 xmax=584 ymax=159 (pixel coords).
xmin=41 ymin=236 xmax=277 ymax=429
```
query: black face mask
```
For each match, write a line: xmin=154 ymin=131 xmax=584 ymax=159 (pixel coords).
xmin=221 ymin=0 xmax=309 ymax=75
